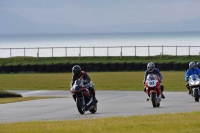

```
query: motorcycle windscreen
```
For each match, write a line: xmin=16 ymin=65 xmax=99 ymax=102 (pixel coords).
xmin=73 ymin=80 xmax=84 ymax=91
xmin=146 ymin=74 xmax=158 ymax=87
xmin=189 ymin=74 xmax=199 ymax=80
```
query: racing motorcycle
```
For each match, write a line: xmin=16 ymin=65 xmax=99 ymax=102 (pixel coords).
xmin=144 ymin=74 xmax=162 ymax=108
xmin=187 ymin=74 xmax=200 ymax=102
xmin=70 ymin=79 xmax=97 ymax=114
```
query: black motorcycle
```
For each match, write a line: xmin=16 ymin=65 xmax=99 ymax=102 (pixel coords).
xmin=70 ymin=79 xmax=97 ymax=114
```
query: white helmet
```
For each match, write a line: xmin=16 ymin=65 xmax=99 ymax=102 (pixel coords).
xmin=147 ymin=62 xmax=155 ymax=72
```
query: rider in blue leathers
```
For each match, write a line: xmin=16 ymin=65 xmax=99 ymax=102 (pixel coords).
xmin=185 ymin=62 xmax=200 ymax=94
xmin=143 ymin=62 xmax=165 ymax=99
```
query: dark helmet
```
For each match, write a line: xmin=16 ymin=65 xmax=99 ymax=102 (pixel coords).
xmin=197 ymin=62 xmax=200 ymax=69
xmin=189 ymin=62 xmax=196 ymax=69
xmin=147 ymin=62 xmax=155 ymax=72
xmin=72 ymin=65 xmax=81 ymax=76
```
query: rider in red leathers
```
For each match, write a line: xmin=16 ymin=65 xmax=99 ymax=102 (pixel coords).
xmin=143 ymin=62 xmax=165 ymax=99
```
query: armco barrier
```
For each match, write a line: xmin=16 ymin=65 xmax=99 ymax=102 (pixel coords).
xmin=21 ymin=64 xmax=29 ymax=72
xmin=61 ymin=63 xmax=70 ymax=72
xmin=180 ymin=62 xmax=188 ymax=71
xmin=4 ymin=65 xmax=12 ymax=73
xmin=94 ymin=63 xmax=102 ymax=71
xmin=118 ymin=62 xmax=126 ymax=71
xmin=0 ymin=62 xmax=191 ymax=73
xmin=53 ymin=63 xmax=61 ymax=72
xmin=29 ymin=64 xmax=37 ymax=72
xmin=37 ymin=64 xmax=45 ymax=72
xmin=134 ymin=62 xmax=142 ymax=70
xmin=126 ymin=62 xmax=134 ymax=71
xmin=45 ymin=64 xmax=53 ymax=72
xmin=0 ymin=66 xmax=3 ymax=73
xmin=164 ymin=62 xmax=173 ymax=70
xmin=12 ymin=65 xmax=21 ymax=73
xmin=173 ymin=63 xmax=180 ymax=70
xmin=110 ymin=63 xmax=118 ymax=71
xmin=157 ymin=63 xmax=165 ymax=71
xmin=85 ymin=63 xmax=94 ymax=72
xmin=102 ymin=63 xmax=110 ymax=71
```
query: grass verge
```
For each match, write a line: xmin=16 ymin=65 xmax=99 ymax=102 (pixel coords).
xmin=0 ymin=71 xmax=186 ymax=91
xmin=0 ymin=111 xmax=200 ymax=133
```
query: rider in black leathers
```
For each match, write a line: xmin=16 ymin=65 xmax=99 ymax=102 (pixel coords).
xmin=70 ymin=65 xmax=98 ymax=103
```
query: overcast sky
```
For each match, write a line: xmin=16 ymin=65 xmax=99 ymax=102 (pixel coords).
xmin=1 ymin=0 xmax=200 ymax=34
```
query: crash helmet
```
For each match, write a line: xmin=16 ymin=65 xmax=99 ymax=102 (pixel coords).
xmin=147 ymin=62 xmax=155 ymax=72
xmin=189 ymin=62 xmax=196 ymax=69
xmin=197 ymin=62 xmax=200 ymax=69
xmin=72 ymin=65 xmax=81 ymax=76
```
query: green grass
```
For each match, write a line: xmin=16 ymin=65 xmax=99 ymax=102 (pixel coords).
xmin=0 ymin=55 xmax=200 ymax=65
xmin=0 ymin=111 xmax=200 ymax=133
xmin=0 ymin=71 xmax=186 ymax=91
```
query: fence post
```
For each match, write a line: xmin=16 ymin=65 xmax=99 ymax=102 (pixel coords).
xmin=24 ymin=47 xmax=25 ymax=57
xmin=176 ymin=46 xmax=177 ymax=56
xmin=107 ymin=46 xmax=109 ymax=56
xmin=189 ymin=46 xmax=190 ymax=56
xmin=79 ymin=46 xmax=81 ymax=57
xmin=52 ymin=47 xmax=53 ymax=57
xmin=162 ymin=45 xmax=163 ymax=55
xmin=120 ymin=46 xmax=122 ymax=59
xmin=135 ymin=46 xmax=136 ymax=57
xmin=37 ymin=47 xmax=39 ymax=58
xmin=93 ymin=46 xmax=95 ymax=57
xmin=65 ymin=47 xmax=67 ymax=57
xmin=10 ymin=48 xmax=12 ymax=57
xmin=148 ymin=46 xmax=150 ymax=56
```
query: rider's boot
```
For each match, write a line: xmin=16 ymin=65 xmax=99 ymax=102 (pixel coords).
xmin=188 ymin=90 xmax=191 ymax=95
xmin=91 ymin=90 xmax=98 ymax=103
xmin=161 ymin=93 xmax=165 ymax=99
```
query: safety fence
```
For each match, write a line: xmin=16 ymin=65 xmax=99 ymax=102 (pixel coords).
xmin=0 ymin=45 xmax=200 ymax=58
xmin=0 ymin=62 xmax=190 ymax=73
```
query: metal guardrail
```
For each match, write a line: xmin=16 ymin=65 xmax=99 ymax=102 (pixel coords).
xmin=0 ymin=45 xmax=200 ymax=58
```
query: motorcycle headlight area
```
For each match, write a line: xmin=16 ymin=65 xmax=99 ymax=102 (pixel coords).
xmin=190 ymin=81 xmax=200 ymax=85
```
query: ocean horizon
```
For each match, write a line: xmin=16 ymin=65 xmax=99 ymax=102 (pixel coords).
xmin=0 ymin=31 xmax=200 ymax=57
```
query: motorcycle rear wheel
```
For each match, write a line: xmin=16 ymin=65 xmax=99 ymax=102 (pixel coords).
xmin=76 ymin=97 xmax=85 ymax=114
xmin=194 ymin=89 xmax=199 ymax=102
xmin=150 ymin=92 xmax=157 ymax=108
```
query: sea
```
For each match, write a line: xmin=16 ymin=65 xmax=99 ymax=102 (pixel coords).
xmin=0 ymin=32 xmax=200 ymax=58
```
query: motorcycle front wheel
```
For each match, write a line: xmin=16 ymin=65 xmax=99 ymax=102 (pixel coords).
xmin=76 ymin=97 xmax=85 ymax=114
xmin=194 ymin=89 xmax=199 ymax=102
xmin=150 ymin=92 xmax=157 ymax=108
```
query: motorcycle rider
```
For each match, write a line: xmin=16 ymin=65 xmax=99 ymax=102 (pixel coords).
xmin=197 ymin=62 xmax=200 ymax=70
xmin=143 ymin=62 xmax=165 ymax=99
xmin=185 ymin=62 xmax=200 ymax=94
xmin=70 ymin=65 xmax=98 ymax=103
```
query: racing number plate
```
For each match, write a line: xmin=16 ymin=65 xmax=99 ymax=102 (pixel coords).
xmin=148 ymin=80 xmax=156 ymax=87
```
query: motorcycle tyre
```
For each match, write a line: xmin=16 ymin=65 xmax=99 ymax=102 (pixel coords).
xmin=76 ymin=97 xmax=85 ymax=114
xmin=89 ymin=103 xmax=97 ymax=113
xmin=157 ymin=103 xmax=160 ymax=107
xmin=150 ymin=92 xmax=157 ymax=108
xmin=194 ymin=89 xmax=199 ymax=102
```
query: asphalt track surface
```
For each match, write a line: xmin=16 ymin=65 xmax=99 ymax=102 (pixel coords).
xmin=1 ymin=90 xmax=200 ymax=123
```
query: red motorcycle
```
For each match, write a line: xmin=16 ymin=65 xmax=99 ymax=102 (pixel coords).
xmin=145 ymin=74 xmax=162 ymax=107
xmin=70 ymin=79 xmax=97 ymax=114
